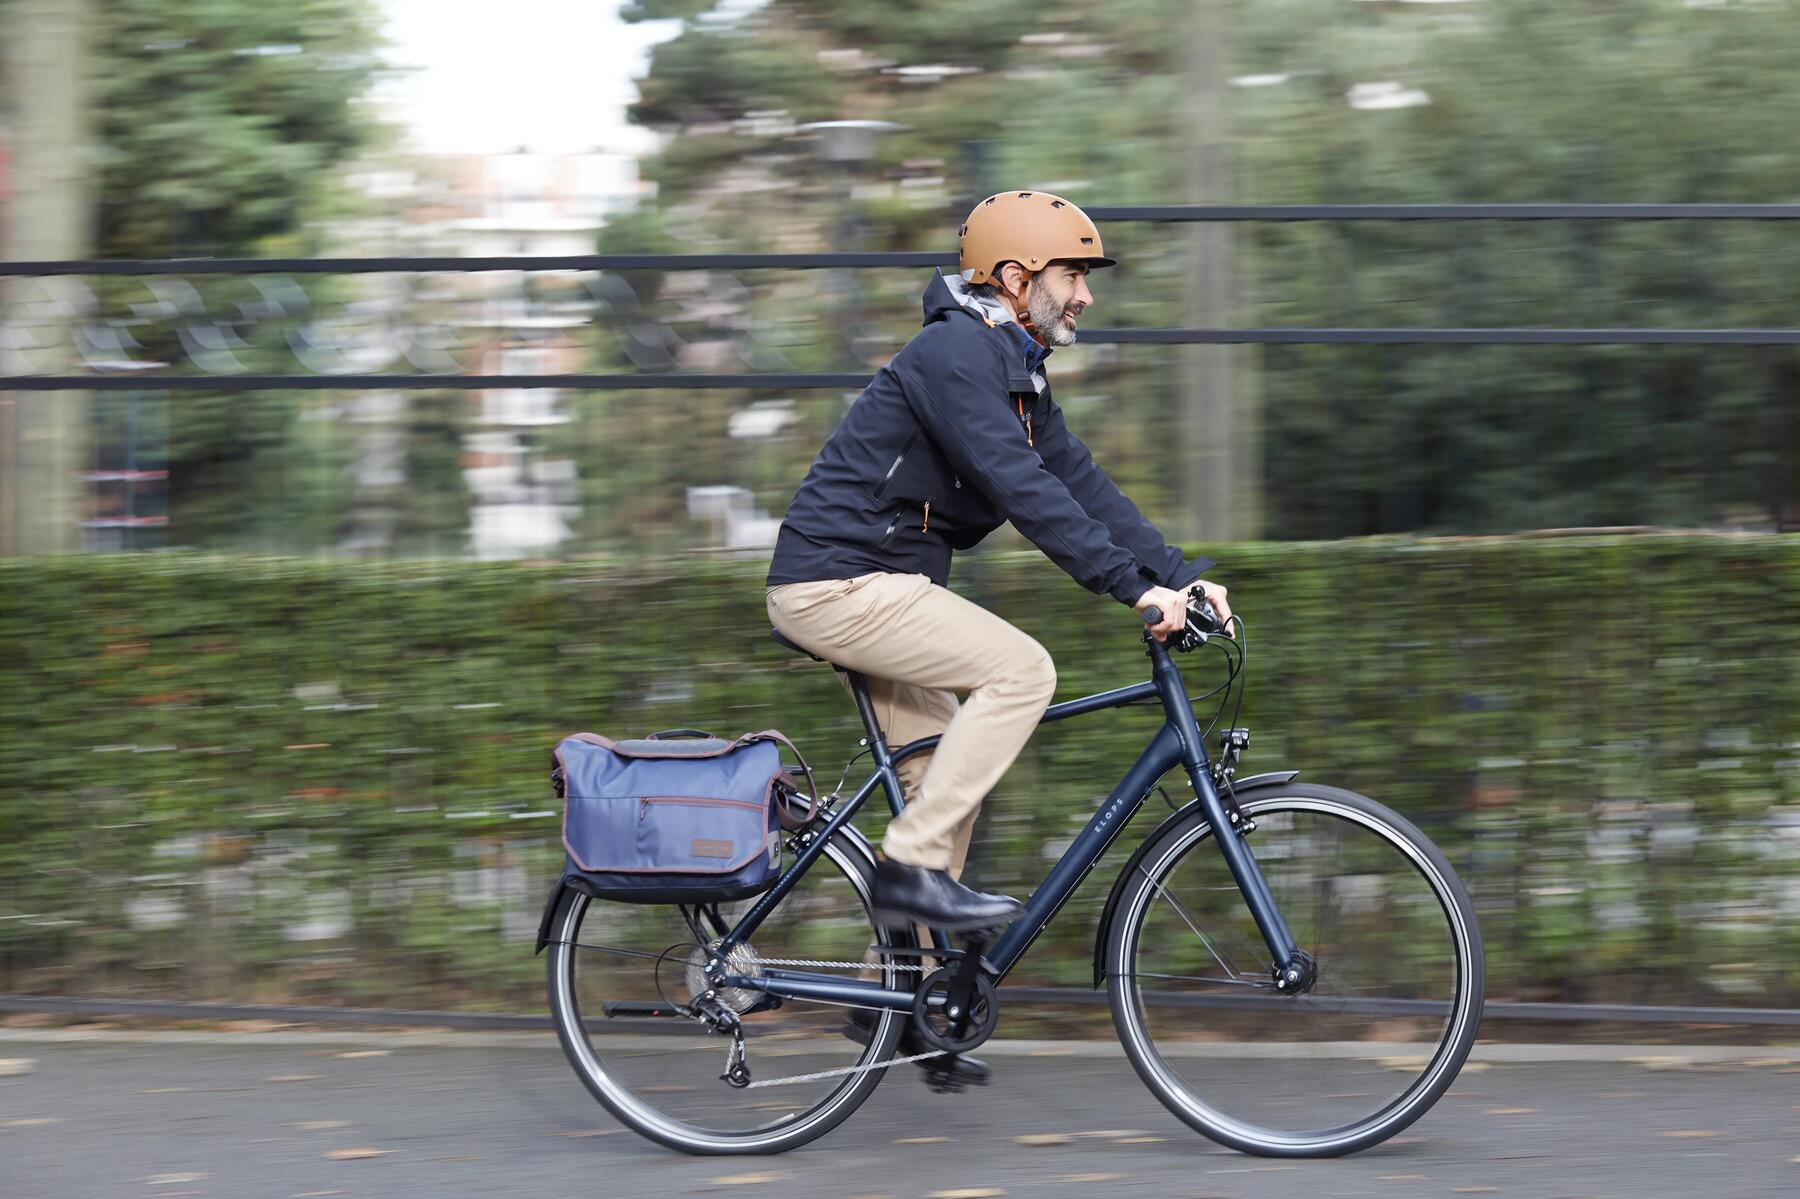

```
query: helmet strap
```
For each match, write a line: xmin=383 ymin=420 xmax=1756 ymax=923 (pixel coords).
xmin=997 ymin=262 xmax=1040 ymax=335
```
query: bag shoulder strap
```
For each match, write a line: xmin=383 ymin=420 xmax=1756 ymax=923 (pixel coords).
xmin=737 ymin=729 xmax=819 ymax=828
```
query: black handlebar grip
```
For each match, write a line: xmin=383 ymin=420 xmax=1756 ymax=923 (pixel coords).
xmin=1142 ymin=606 xmax=1163 ymax=626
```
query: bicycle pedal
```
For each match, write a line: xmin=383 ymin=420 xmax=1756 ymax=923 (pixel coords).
xmin=921 ymin=1066 xmax=967 ymax=1095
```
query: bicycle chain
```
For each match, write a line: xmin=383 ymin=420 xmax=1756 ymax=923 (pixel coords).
xmin=721 ymin=954 xmax=945 ymax=1089
xmin=748 ymin=956 xmax=927 ymax=971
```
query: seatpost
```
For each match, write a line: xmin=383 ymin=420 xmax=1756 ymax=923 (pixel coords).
xmin=845 ymin=670 xmax=907 ymax=819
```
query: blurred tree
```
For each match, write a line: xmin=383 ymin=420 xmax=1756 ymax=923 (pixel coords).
xmin=81 ymin=0 xmax=397 ymax=550
xmin=577 ymin=0 xmax=1800 ymax=549
xmin=90 ymin=0 xmax=380 ymax=259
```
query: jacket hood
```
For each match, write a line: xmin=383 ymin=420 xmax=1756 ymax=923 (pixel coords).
xmin=922 ymin=271 xmax=1020 ymax=329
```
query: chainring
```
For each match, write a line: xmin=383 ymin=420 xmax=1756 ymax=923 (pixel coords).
xmin=910 ymin=965 xmax=998 ymax=1054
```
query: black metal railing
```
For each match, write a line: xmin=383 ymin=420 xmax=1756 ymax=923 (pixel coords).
xmin=5 ymin=204 xmax=1800 ymax=392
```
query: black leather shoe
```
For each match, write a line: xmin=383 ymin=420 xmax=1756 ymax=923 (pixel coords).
xmin=842 ymin=1008 xmax=991 ymax=1088
xmin=870 ymin=859 xmax=1024 ymax=932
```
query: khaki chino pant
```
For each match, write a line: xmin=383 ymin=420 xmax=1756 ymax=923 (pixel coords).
xmin=765 ymin=572 xmax=1057 ymax=875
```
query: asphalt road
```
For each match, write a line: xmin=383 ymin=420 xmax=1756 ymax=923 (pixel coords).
xmin=3 ymin=1033 xmax=1796 ymax=1198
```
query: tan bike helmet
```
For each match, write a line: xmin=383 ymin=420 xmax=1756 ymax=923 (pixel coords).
xmin=958 ymin=190 xmax=1117 ymax=285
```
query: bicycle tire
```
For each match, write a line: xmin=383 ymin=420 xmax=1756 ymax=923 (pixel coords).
xmin=1105 ymin=782 xmax=1485 ymax=1156
xmin=546 ymin=832 xmax=913 ymax=1154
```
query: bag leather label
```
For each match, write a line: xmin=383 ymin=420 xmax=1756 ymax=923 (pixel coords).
xmin=691 ymin=838 xmax=735 ymax=859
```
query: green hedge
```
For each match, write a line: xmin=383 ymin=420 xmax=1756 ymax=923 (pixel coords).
xmin=2 ymin=537 xmax=1796 ymax=1012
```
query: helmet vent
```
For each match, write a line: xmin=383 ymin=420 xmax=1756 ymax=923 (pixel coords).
xmin=1080 ymin=237 xmax=1094 ymax=245
xmin=1051 ymin=200 xmax=1065 ymax=208
xmin=1018 ymin=191 xmax=1032 ymax=198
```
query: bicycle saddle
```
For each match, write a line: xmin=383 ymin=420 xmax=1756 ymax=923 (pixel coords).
xmin=769 ymin=627 xmax=827 ymax=663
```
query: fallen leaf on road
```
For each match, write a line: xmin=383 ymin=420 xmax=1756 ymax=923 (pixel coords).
xmin=895 ymin=1135 xmax=952 ymax=1144
xmin=1482 ymin=1107 xmax=1536 ymax=1115
xmin=1658 ymin=1130 xmax=1722 ymax=1139
xmin=0 ymin=1059 xmax=37 ymax=1076
xmin=1059 ymin=1175 xmax=1122 ymax=1184
xmin=292 ymin=1120 xmax=351 ymax=1131
xmin=1116 ymin=1136 xmax=1165 ymax=1144
xmin=1014 ymin=1133 xmax=1073 ymax=1146
xmin=324 ymin=1148 xmax=389 ymax=1160
xmin=266 ymin=1074 xmax=321 ymax=1083
xmin=0 ymin=1117 xmax=60 ymax=1128
xmin=333 ymin=1050 xmax=390 ymax=1059
xmin=142 ymin=1173 xmax=209 ymax=1185
xmin=709 ymin=1171 xmax=786 ymax=1185
xmin=1076 ymin=1129 xmax=1148 ymax=1139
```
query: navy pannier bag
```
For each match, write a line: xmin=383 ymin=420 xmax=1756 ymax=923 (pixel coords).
xmin=550 ymin=728 xmax=817 ymax=904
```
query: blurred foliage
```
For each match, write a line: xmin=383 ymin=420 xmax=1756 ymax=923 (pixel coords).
xmin=91 ymin=0 xmax=382 ymax=259
xmin=2 ymin=537 xmax=1795 ymax=1010
xmin=76 ymin=0 xmax=414 ymax=552
xmin=567 ymin=0 xmax=1800 ymax=548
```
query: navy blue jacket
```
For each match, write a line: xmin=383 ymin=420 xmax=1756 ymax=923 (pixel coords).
xmin=766 ymin=273 xmax=1211 ymax=605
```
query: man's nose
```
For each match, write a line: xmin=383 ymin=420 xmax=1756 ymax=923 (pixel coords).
xmin=1074 ymin=276 xmax=1094 ymax=308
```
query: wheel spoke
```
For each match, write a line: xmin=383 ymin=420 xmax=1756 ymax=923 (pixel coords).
xmin=1112 ymin=790 xmax=1483 ymax=1156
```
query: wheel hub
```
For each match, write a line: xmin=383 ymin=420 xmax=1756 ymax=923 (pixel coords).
xmin=686 ymin=939 xmax=763 ymax=1013
xmin=1272 ymin=948 xmax=1318 ymax=995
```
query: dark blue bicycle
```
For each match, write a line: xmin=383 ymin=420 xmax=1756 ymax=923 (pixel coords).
xmin=542 ymin=592 xmax=1485 ymax=1156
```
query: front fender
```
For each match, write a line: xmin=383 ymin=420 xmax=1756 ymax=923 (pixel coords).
xmin=1089 ymin=770 xmax=1300 ymax=987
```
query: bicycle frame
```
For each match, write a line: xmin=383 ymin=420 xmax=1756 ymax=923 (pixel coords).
xmin=710 ymin=636 xmax=1302 ymax=1014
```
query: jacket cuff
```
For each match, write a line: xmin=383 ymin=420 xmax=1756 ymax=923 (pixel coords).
xmin=1165 ymin=556 xmax=1216 ymax=591
xmin=1109 ymin=565 xmax=1156 ymax=607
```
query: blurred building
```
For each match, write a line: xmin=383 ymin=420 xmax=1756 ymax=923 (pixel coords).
xmin=307 ymin=146 xmax=650 ymax=559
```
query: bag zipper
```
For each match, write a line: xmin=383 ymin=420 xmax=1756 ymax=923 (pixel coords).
xmin=637 ymin=795 xmax=765 ymax=813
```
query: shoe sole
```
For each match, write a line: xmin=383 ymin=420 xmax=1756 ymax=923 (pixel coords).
xmin=869 ymin=907 xmax=1021 ymax=934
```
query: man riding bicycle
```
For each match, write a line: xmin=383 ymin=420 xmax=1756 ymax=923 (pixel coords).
xmin=765 ymin=192 xmax=1232 ymax=1076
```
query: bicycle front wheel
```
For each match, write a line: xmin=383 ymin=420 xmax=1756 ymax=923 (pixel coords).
xmin=546 ymin=833 xmax=915 ymax=1154
xmin=1106 ymin=783 xmax=1484 ymax=1156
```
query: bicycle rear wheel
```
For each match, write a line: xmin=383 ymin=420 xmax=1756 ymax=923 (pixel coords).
xmin=546 ymin=833 xmax=914 ymax=1154
xmin=1106 ymin=783 xmax=1484 ymax=1156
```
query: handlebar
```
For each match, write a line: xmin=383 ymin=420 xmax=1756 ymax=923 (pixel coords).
xmin=1141 ymin=593 xmax=1226 ymax=650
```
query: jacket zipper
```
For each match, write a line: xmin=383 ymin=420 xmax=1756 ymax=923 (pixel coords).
xmin=871 ymin=430 xmax=922 ymax=499
xmin=1016 ymin=395 xmax=1033 ymax=447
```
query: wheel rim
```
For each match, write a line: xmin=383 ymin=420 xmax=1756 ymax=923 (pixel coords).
xmin=550 ymin=839 xmax=906 ymax=1148
xmin=1116 ymin=795 xmax=1480 ymax=1151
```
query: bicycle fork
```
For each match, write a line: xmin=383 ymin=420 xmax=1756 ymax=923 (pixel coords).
xmin=1147 ymin=638 xmax=1314 ymax=993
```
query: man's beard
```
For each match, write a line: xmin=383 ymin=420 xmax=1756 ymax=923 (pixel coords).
xmin=1026 ymin=282 xmax=1078 ymax=347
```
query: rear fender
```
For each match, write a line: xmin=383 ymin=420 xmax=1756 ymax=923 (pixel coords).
xmin=534 ymin=876 xmax=569 ymax=955
xmin=1089 ymin=770 xmax=1300 ymax=987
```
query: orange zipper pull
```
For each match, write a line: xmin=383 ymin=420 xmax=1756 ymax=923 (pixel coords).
xmin=922 ymin=501 xmax=930 ymax=533
xmin=1017 ymin=396 xmax=1033 ymax=447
